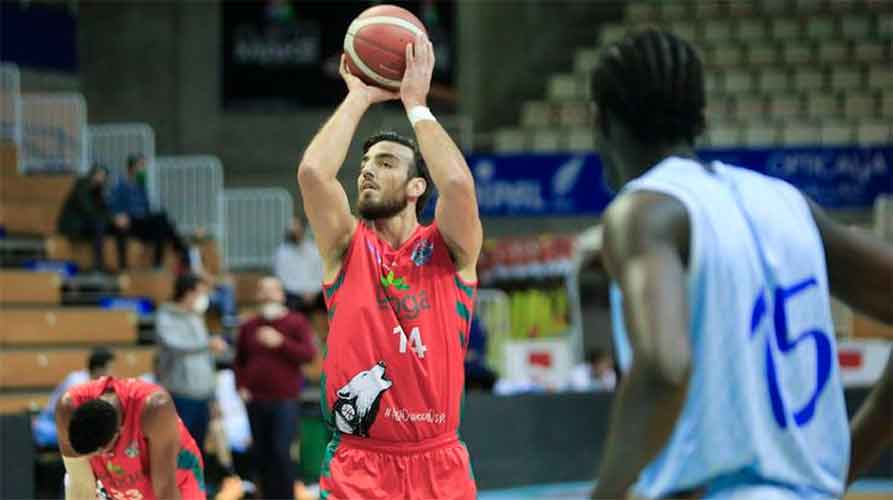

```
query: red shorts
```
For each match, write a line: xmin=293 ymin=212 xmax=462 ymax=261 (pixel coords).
xmin=320 ymin=433 xmax=477 ymax=500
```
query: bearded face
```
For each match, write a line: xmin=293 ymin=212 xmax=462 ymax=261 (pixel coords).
xmin=356 ymin=141 xmax=419 ymax=220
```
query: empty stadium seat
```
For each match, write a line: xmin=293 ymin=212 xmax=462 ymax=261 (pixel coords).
xmin=708 ymin=44 xmax=746 ymax=68
xmin=732 ymin=94 xmax=766 ymax=121
xmin=556 ymin=102 xmax=591 ymax=127
xmin=768 ymin=94 xmax=804 ymax=119
xmin=875 ymin=195 xmax=893 ymax=242
xmin=0 ymin=201 xmax=59 ymax=236
xmin=853 ymin=41 xmax=889 ymax=62
xmin=743 ymin=124 xmax=780 ymax=146
xmin=530 ymin=130 xmax=562 ymax=153
xmin=547 ymin=74 xmax=587 ymax=101
xmin=600 ymin=24 xmax=627 ymax=46
xmin=782 ymin=122 xmax=822 ymax=145
xmin=843 ymin=93 xmax=877 ymax=119
xmin=704 ymin=73 xmax=724 ymax=94
xmin=724 ymin=69 xmax=756 ymax=93
xmin=817 ymin=41 xmax=851 ymax=64
xmin=0 ymin=174 xmax=73 ymax=209
xmin=881 ymin=90 xmax=893 ymax=116
xmin=573 ymin=48 xmax=601 ymax=75
xmin=703 ymin=20 xmax=735 ymax=43
xmin=694 ymin=1 xmax=724 ymax=19
xmin=566 ymin=129 xmax=595 ymax=152
xmin=856 ymin=121 xmax=891 ymax=145
xmin=867 ymin=65 xmax=893 ymax=89
xmin=746 ymin=44 xmax=780 ymax=66
xmin=119 ymin=271 xmax=175 ymax=305
xmin=624 ymin=3 xmax=656 ymax=23
xmin=770 ymin=18 xmax=802 ymax=41
xmin=819 ymin=122 xmax=856 ymax=145
xmin=706 ymin=124 xmax=743 ymax=148
xmin=521 ymin=101 xmax=554 ymax=128
xmin=669 ymin=21 xmax=698 ymax=43
xmin=659 ymin=2 xmax=689 ymax=20
xmin=806 ymin=16 xmax=837 ymax=40
xmin=736 ymin=19 xmax=768 ymax=43
xmin=782 ymin=42 xmax=816 ymax=65
xmin=0 ymin=309 xmax=136 ymax=346
xmin=841 ymin=14 xmax=873 ymax=39
xmin=0 ymin=392 xmax=51 ymax=414
xmin=757 ymin=67 xmax=791 ymax=92
xmin=493 ymin=129 xmax=526 ymax=153
xmin=830 ymin=66 xmax=864 ymax=91
xmin=0 ymin=271 xmax=60 ymax=305
xmin=806 ymin=92 xmax=841 ymax=119
xmin=794 ymin=67 xmax=827 ymax=91
xmin=879 ymin=13 xmax=893 ymax=38
xmin=0 ymin=347 xmax=153 ymax=389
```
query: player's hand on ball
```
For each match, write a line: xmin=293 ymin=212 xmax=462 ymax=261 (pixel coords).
xmin=401 ymin=33 xmax=434 ymax=109
xmin=339 ymin=54 xmax=399 ymax=105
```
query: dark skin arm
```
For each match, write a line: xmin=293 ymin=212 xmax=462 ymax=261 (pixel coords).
xmin=143 ymin=391 xmax=183 ymax=500
xmin=809 ymin=201 xmax=893 ymax=485
xmin=592 ymin=191 xmax=692 ymax=498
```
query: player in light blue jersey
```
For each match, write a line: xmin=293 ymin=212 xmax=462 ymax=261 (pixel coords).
xmin=588 ymin=29 xmax=893 ymax=499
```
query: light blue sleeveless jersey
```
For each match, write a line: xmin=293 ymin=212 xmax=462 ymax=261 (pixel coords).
xmin=609 ymin=157 xmax=848 ymax=499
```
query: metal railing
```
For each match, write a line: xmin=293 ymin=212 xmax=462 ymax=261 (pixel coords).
xmin=21 ymin=93 xmax=88 ymax=173
xmin=0 ymin=63 xmax=22 ymax=149
xmin=223 ymin=188 xmax=293 ymax=269
xmin=155 ymin=156 xmax=225 ymax=244
xmin=88 ymin=123 xmax=159 ymax=207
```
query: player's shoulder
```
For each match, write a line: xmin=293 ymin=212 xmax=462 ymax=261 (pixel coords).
xmin=603 ymin=190 xmax=690 ymax=264
xmin=140 ymin=388 xmax=176 ymax=427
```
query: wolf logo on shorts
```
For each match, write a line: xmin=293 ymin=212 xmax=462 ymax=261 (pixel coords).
xmin=333 ymin=362 xmax=392 ymax=437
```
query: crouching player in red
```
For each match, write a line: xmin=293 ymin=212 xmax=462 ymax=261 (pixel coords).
xmin=56 ymin=376 xmax=206 ymax=500
xmin=298 ymin=34 xmax=482 ymax=499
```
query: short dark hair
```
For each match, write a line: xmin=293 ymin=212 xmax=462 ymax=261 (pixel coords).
xmin=126 ymin=153 xmax=145 ymax=172
xmin=591 ymin=29 xmax=706 ymax=146
xmin=69 ymin=399 xmax=119 ymax=455
xmin=173 ymin=273 xmax=204 ymax=302
xmin=87 ymin=348 xmax=115 ymax=372
xmin=362 ymin=131 xmax=432 ymax=218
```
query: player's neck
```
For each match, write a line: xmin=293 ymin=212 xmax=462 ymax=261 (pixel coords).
xmin=372 ymin=210 xmax=419 ymax=249
xmin=623 ymin=143 xmax=696 ymax=183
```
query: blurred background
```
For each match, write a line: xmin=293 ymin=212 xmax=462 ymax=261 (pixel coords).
xmin=0 ymin=0 xmax=890 ymax=499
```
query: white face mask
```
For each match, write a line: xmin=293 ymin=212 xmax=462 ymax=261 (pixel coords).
xmin=261 ymin=302 xmax=286 ymax=321
xmin=193 ymin=294 xmax=210 ymax=315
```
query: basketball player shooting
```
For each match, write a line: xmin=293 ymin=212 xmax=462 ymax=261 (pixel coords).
xmin=297 ymin=33 xmax=481 ymax=500
xmin=56 ymin=376 xmax=205 ymax=500
xmin=587 ymin=30 xmax=893 ymax=499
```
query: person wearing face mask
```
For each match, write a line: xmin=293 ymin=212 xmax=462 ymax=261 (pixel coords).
xmin=155 ymin=273 xmax=228 ymax=457
xmin=57 ymin=164 xmax=114 ymax=273
xmin=234 ymin=276 xmax=317 ymax=500
xmin=110 ymin=153 xmax=190 ymax=270
xmin=273 ymin=216 xmax=325 ymax=312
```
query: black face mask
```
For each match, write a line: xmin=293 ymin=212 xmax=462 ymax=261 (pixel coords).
xmin=285 ymin=232 xmax=298 ymax=243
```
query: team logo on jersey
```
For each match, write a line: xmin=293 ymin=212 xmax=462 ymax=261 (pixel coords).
xmin=411 ymin=239 xmax=434 ymax=266
xmin=380 ymin=270 xmax=410 ymax=291
xmin=106 ymin=461 xmax=125 ymax=476
xmin=332 ymin=362 xmax=392 ymax=437
xmin=124 ymin=440 xmax=139 ymax=458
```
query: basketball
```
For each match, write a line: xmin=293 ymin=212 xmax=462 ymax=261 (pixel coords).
xmin=343 ymin=5 xmax=428 ymax=90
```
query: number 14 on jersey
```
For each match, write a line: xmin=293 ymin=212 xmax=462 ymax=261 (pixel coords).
xmin=393 ymin=325 xmax=427 ymax=359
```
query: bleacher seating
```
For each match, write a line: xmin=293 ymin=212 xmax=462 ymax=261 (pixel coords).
xmin=0 ymin=309 xmax=136 ymax=346
xmin=493 ymin=0 xmax=891 ymax=152
xmin=0 ymin=271 xmax=61 ymax=305
xmin=0 ymin=347 xmax=154 ymax=390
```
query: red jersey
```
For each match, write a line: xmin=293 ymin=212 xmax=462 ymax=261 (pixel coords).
xmin=67 ymin=377 xmax=205 ymax=500
xmin=322 ymin=222 xmax=476 ymax=442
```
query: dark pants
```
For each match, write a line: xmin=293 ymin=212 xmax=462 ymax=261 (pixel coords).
xmin=72 ymin=219 xmax=109 ymax=271
xmin=247 ymin=399 xmax=299 ymax=499
xmin=113 ymin=212 xmax=188 ymax=268
xmin=171 ymin=395 xmax=211 ymax=457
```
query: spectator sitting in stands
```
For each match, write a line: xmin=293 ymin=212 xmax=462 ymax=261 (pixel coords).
xmin=57 ymin=164 xmax=114 ymax=273
xmin=273 ymin=217 xmax=324 ymax=312
xmin=110 ymin=153 xmax=189 ymax=270
xmin=187 ymin=227 xmax=238 ymax=332
xmin=464 ymin=316 xmax=497 ymax=392
xmin=234 ymin=277 xmax=316 ymax=500
xmin=32 ymin=347 xmax=115 ymax=448
xmin=156 ymin=273 xmax=228 ymax=456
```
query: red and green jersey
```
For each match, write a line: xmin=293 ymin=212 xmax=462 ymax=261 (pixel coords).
xmin=322 ymin=222 xmax=477 ymax=442
xmin=67 ymin=377 xmax=205 ymax=500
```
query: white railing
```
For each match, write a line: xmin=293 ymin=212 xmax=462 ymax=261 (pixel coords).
xmin=155 ymin=156 xmax=225 ymax=244
xmin=223 ymin=188 xmax=293 ymax=269
xmin=21 ymin=93 xmax=88 ymax=173
xmin=88 ymin=123 xmax=159 ymax=207
xmin=0 ymin=63 xmax=22 ymax=149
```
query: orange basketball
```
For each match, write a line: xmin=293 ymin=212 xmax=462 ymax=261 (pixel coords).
xmin=343 ymin=5 xmax=428 ymax=89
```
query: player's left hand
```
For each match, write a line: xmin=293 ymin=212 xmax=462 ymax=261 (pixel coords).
xmin=401 ymin=33 xmax=434 ymax=110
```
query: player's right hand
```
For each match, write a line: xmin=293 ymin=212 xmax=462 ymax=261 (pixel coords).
xmin=339 ymin=54 xmax=399 ymax=105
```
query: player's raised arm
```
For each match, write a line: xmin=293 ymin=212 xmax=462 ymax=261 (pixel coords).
xmin=592 ymin=192 xmax=693 ymax=498
xmin=808 ymin=201 xmax=893 ymax=485
xmin=55 ymin=393 xmax=97 ymax=500
xmin=142 ymin=391 xmax=184 ymax=500
xmin=298 ymin=56 xmax=399 ymax=274
xmin=401 ymin=34 xmax=482 ymax=278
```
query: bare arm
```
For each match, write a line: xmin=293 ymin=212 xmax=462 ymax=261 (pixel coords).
xmin=810 ymin=201 xmax=893 ymax=323
xmin=298 ymin=56 xmax=398 ymax=279
xmin=401 ymin=35 xmax=482 ymax=278
xmin=592 ymin=192 xmax=692 ymax=498
xmin=808 ymin=202 xmax=893 ymax=484
xmin=142 ymin=391 xmax=184 ymax=500
xmin=56 ymin=394 xmax=97 ymax=500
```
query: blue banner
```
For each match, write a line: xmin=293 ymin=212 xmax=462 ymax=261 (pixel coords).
xmin=423 ymin=147 xmax=892 ymax=217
